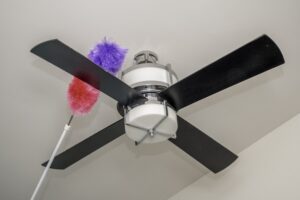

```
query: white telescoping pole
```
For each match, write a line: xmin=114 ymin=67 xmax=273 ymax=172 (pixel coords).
xmin=30 ymin=115 xmax=73 ymax=200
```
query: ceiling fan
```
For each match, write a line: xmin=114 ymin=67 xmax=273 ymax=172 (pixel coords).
xmin=31 ymin=34 xmax=284 ymax=173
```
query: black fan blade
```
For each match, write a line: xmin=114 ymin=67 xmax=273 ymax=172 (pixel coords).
xmin=169 ymin=116 xmax=238 ymax=173
xmin=31 ymin=40 xmax=146 ymax=105
xmin=42 ymin=118 xmax=125 ymax=169
xmin=160 ymin=35 xmax=285 ymax=110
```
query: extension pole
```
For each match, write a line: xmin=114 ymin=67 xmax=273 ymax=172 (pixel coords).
xmin=30 ymin=115 xmax=73 ymax=200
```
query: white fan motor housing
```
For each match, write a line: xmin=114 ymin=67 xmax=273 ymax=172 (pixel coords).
xmin=121 ymin=51 xmax=179 ymax=143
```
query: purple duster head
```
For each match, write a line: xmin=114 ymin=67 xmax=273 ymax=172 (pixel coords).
xmin=88 ymin=38 xmax=127 ymax=75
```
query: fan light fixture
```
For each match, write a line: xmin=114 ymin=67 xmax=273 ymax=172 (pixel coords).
xmin=120 ymin=51 xmax=178 ymax=144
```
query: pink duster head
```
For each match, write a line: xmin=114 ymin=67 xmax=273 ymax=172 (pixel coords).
xmin=67 ymin=78 xmax=99 ymax=116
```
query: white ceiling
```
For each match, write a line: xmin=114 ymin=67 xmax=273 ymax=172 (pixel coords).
xmin=0 ymin=0 xmax=299 ymax=199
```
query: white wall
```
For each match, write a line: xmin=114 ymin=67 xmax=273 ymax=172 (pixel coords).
xmin=169 ymin=114 xmax=300 ymax=200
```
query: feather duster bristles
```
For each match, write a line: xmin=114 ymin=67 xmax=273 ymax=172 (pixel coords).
xmin=67 ymin=38 xmax=127 ymax=116
xmin=67 ymin=78 xmax=99 ymax=116
xmin=88 ymin=38 xmax=127 ymax=75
